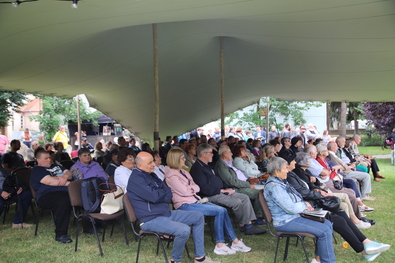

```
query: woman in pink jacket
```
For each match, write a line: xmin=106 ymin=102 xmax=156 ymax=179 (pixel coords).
xmin=165 ymin=148 xmax=251 ymax=256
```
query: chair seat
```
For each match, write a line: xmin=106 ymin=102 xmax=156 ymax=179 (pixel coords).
xmin=87 ymin=210 xmax=125 ymax=220
xmin=277 ymin=231 xmax=317 ymax=239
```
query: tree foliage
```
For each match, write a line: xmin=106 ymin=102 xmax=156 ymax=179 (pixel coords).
xmin=30 ymin=95 xmax=102 ymax=141
xmin=224 ymin=97 xmax=323 ymax=131
xmin=0 ymin=91 xmax=28 ymax=127
xmin=362 ymin=102 xmax=395 ymax=135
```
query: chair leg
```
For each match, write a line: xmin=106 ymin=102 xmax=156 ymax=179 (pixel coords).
xmin=75 ymin=218 xmax=80 ymax=252
xmin=102 ymin=222 xmax=106 ymax=242
xmin=185 ymin=243 xmax=191 ymax=259
xmin=274 ymin=237 xmax=282 ymax=263
xmin=299 ymin=238 xmax=311 ymax=263
xmin=91 ymin=218 xmax=104 ymax=256
xmin=34 ymin=209 xmax=43 ymax=236
xmin=283 ymin=237 xmax=290 ymax=261
xmin=136 ymin=238 xmax=143 ymax=263
xmin=120 ymin=218 xmax=129 ymax=246
xmin=2 ymin=205 xmax=7 ymax=224
xmin=157 ymin=239 xmax=168 ymax=263
xmin=333 ymin=232 xmax=338 ymax=244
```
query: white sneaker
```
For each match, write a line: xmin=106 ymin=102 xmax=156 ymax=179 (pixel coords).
xmin=356 ymin=221 xmax=371 ymax=229
xmin=213 ymin=244 xmax=237 ymax=255
xmin=311 ymin=259 xmax=320 ymax=263
xmin=231 ymin=239 xmax=251 ymax=252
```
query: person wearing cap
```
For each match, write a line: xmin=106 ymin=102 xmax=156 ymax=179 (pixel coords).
xmin=80 ymin=137 xmax=94 ymax=152
xmin=105 ymin=148 xmax=120 ymax=177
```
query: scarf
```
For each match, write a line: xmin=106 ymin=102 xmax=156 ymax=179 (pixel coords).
xmin=315 ymin=157 xmax=337 ymax=179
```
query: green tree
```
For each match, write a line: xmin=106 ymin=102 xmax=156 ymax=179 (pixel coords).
xmin=30 ymin=95 xmax=102 ymax=141
xmin=0 ymin=91 xmax=28 ymax=127
xmin=329 ymin=102 xmax=364 ymax=134
xmin=224 ymin=97 xmax=323 ymax=131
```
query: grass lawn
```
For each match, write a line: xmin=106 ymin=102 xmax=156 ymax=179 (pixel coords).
xmin=1 ymin=151 xmax=394 ymax=263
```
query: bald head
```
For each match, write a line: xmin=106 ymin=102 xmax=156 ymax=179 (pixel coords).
xmin=135 ymin=151 xmax=155 ymax=173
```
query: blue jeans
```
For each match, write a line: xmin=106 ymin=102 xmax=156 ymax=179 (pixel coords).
xmin=0 ymin=189 xmax=32 ymax=224
xmin=275 ymin=217 xmax=336 ymax=263
xmin=141 ymin=210 xmax=205 ymax=262
xmin=178 ymin=202 xmax=237 ymax=243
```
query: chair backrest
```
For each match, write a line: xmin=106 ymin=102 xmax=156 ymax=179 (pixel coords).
xmin=26 ymin=160 xmax=37 ymax=167
xmin=258 ymin=189 xmax=278 ymax=237
xmin=68 ymin=179 xmax=84 ymax=208
xmin=60 ymin=160 xmax=75 ymax=170
xmin=12 ymin=166 xmax=32 ymax=186
xmin=123 ymin=194 xmax=137 ymax=223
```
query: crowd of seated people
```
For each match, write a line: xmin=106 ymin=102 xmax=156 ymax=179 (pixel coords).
xmin=0 ymin=125 xmax=391 ymax=262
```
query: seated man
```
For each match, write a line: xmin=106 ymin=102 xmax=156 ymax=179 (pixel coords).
xmin=190 ymin=144 xmax=265 ymax=235
xmin=70 ymin=148 xmax=108 ymax=182
xmin=213 ymin=145 xmax=264 ymax=224
xmin=335 ymin=136 xmax=367 ymax=173
xmin=327 ymin=141 xmax=374 ymax=201
xmin=127 ymin=152 xmax=219 ymax=263
xmin=1 ymin=139 xmax=25 ymax=175
xmin=349 ymin=134 xmax=385 ymax=182
xmin=30 ymin=150 xmax=73 ymax=243
xmin=0 ymin=167 xmax=32 ymax=228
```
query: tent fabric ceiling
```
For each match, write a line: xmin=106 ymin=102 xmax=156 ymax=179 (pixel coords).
xmin=1 ymin=0 xmax=394 ymax=141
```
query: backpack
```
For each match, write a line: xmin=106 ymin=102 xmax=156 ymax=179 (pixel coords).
xmin=80 ymin=177 xmax=106 ymax=213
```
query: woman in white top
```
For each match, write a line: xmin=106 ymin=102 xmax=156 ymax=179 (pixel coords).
xmin=114 ymin=148 xmax=136 ymax=192
xmin=152 ymin=150 xmax=165 ymax=181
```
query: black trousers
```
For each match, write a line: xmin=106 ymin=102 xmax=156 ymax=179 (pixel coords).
xmin=332 ymin=211 xmax=366 ymax=253
xmin=37 ymin=191 xmax=71 ymax=238
xmin=370 ymin=159 xmax=380 ymax=178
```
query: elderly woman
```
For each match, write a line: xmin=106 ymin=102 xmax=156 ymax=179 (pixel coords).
xmin=232 ymin=145 xmax=262 ymax=179
xmin=70 ymin=148 xmax=108 ymax=182
xmin=264 ymin=157 xmax=335 ymax=263
xmin=93 ymin=141 xmax=105 ymax=159
xmin=165 ymin=148 xmax=251 ymax=256
xmin=151 ymin=150 xmax=165 ymax=181
xmin=185 ymin=143 xmax=197 ymax=168
xmin=256 ymin=144 xmax=275 ymax=174
xmin=294 ymin=152 xmax=370 ymax=229
xmin=114 ymin=148 xmax=136 ymax=191
xmin=287 ymin=153 xmax=390 ymax=261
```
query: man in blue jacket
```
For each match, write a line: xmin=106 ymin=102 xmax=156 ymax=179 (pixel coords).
xmin=127 ymin=151 xmax=220 ymax=263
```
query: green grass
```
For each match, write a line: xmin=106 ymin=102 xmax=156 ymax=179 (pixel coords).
xmin=1 ymin=155 xmax=394 ymax=262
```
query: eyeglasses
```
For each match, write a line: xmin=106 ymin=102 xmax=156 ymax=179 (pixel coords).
xmin=181 ymin=156 xmax=186 ymax=160
xmin=204 ymin=151 xmax=213 ymax=154
xmin=127 ymin=157 xmax=135 ymax=162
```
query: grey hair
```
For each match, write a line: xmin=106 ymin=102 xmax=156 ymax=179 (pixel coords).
xmin=135 ymin=156 xmax=143 ymax=166
xmin=295 ymin=152 xmax=311 ymax=167
xmin=303 ymin=145 xmax=316 ymax=154
xmin=218 ymin=145 xmax=230 ymax=156
xmin=315 ymin=143 xmax=328 ymax=153
xmin=197 ymin=143 xmax=213 ymax=158
xmin=267 ymin=157 xmax=288 ymax=176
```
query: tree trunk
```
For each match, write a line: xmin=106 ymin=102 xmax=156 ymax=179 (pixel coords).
xmin=340 ymin=101 xmax=347 ymax=137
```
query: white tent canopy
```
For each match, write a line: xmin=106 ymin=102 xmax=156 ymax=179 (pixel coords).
xmin=1 ymin=0 xmax=394 ymax=141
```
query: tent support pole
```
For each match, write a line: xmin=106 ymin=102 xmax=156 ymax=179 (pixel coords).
xmin=220 ymin=37 xmax=225 ymax=139
xmin=76 ymin=95 xmax=81 ymax=150
xmin=153 ymin=24 xmax=160 ymax=150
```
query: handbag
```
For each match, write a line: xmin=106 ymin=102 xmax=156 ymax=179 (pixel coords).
xmin=248 ymin=174 xmax=269 ymax=184
xmin=300 ymin=212 xmax=325 ymax=223
xmin=99 ymin=183 xmax=125 ymax=214
xmin=316 ymin=196 xmax=340 ymax=213
xmin=333 ymin=180 xmax=343 ymax=190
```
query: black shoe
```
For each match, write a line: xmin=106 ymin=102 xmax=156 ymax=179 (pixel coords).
xmin=359 ymin=217 xmax=376 ymax=225
xmin=55 ymin=235 xmax=72 ymax=243
xmin=244 ymin=225 xmax=266 ymax=235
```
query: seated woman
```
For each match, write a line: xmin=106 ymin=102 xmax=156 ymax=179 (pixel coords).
xmin=70 ymin=148 xmax=108 ymax=182
xmin=151 ymin=150 xmax=165 ymax=181
xmin=54 ymin=142 xmax=71 ymax=162
xmin=286 ymin=154 xmax=390 ymax=261
xmin=294 ymin=152 xmax=370 ymax=229
xmin=314 ymin=143 xmax=375 ymax=219
xmin=290 ymin=136 xmax=303 ymax=156
xmin=269 ymin=139 xmax=282 ymax=156
xmin=114 ymin=148 xmax=136 ymax=191
xmin=232 ymin=145 xmax=262 ymax=179
xmin=185 ymin=143 xmax=197 ymax=168
xmin=165 ymin=148 xmax=251 ymax=256
xmin=256 ymin=144 xmax=275 ymax=174
xmin=251 ymin=139 xmax=262 ymax=157
xmin=264 ymin=157 xmax=335 ymax=263
xmin=93 ymin=141 xmax=105 ymax=159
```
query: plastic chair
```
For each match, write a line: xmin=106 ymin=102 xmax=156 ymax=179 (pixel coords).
xmin=68 ymin=179 xmax=128 ymax=256
xmin=30 ymin=184 xmax=55 ymax=235
xmin=123 ymin=195 xmax=190 ymax=263
xmin=258 ymin=190 xmax=316 ymax=263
